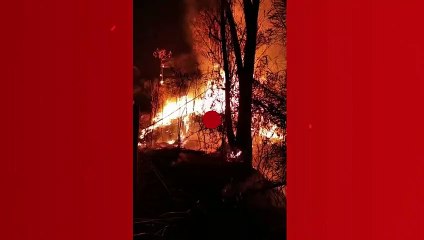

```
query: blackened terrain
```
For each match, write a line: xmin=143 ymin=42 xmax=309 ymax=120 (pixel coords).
xmin=134 ymin=147 xmax=286 ymax=240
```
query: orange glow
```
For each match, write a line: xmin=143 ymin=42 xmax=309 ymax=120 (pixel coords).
xmin=140 ymin=67 xmax=284 ymax=148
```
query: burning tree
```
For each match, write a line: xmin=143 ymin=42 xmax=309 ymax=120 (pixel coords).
xmin=134 ymin=2 xmax=287 ymax=238
xmin=189 ymin=0 xmax=286 ymax=185
xmin=141 ymin=46 xmax=226 ymax=152
xmin=192 ymin=2 xmax=285 ymax=152
xmin=139 ymin=0 xmax=286 ymax=189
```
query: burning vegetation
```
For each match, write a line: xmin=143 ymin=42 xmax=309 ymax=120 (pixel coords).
xmin=138 ymin=0 xmax=286 ymax=188
xmin=134 ymin=1 xmax=286 ymax=238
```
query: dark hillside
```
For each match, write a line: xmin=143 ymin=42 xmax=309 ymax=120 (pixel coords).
xmin=134 ymin=147 xmax=286 ymax=240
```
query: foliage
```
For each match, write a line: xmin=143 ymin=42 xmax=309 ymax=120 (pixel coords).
xmin=189 ymin=0 xmax=286 ymax=186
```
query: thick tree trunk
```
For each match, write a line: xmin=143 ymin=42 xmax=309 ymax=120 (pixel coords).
xmin=220 ymin=0 xmax=236 ymax=147
xmin=236 ymin=72 xmax=254 ymax=165
xmin=224 ymin=0 xmax=260 ymax=166
xmin=237 ymin=0 xmax=259 ymax=166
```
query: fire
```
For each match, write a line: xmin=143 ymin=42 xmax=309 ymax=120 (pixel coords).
xmin=139 ymin=78 xmax=226 ymax=143
xmin=139 ymin=67 xmax=284 ymax=148
xmin=259 ymin=125 xmax=284 ymax=141
xmin=152 ymin=80 xmax=225 ymax=126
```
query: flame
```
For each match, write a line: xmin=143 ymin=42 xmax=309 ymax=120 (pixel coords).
xmin=152 ymin=80 xmax=225 ymax=127
xmin=140 ymin=78 xmax=226 ymax=142
xmin=139 ymin=67 xmax=284 ymax=147
xmin=259 ymin=125 xmax=284 ymax=141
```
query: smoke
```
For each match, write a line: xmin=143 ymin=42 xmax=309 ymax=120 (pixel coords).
xmin=183 ymin=0 xmax=219 ymax=74
xmin=171 ymin=53 xmax=199 ymax=74
xmin=182 ymin=0 xmax=202 ymax=70
xmin=184 ymin=0 xmax=217 ymax=25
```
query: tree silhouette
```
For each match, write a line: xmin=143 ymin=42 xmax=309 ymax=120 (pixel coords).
xmin=220 ymin=0 xmax=261 ymax=166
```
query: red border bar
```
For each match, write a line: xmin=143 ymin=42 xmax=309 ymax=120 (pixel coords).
xmin=1 ymin=1 xmax=132 ymax=240
xmin=289 ymin=0 xmax=424 ymax=239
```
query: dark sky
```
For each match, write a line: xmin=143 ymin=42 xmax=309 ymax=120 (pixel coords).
xmin=134 ymin=0 xmax=192 ymax=79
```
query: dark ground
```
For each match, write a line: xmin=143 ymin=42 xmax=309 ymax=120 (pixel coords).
xmin=134 ymin=147 xmax=286 ymax=240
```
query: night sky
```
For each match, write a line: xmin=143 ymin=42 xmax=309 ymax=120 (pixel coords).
xmin=134 ymin=0 xmax=192 ymax=79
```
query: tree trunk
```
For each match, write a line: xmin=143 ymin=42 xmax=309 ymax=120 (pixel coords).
xmin=236 ymin=72 xmax=254 ymax=166
xmin=220 ymin=0 xmax=236 ymax=147
xmin=238 ymin=0 xmax=259 ymax=166
xmin=224 ymin=0 xmax=260 ymax=166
